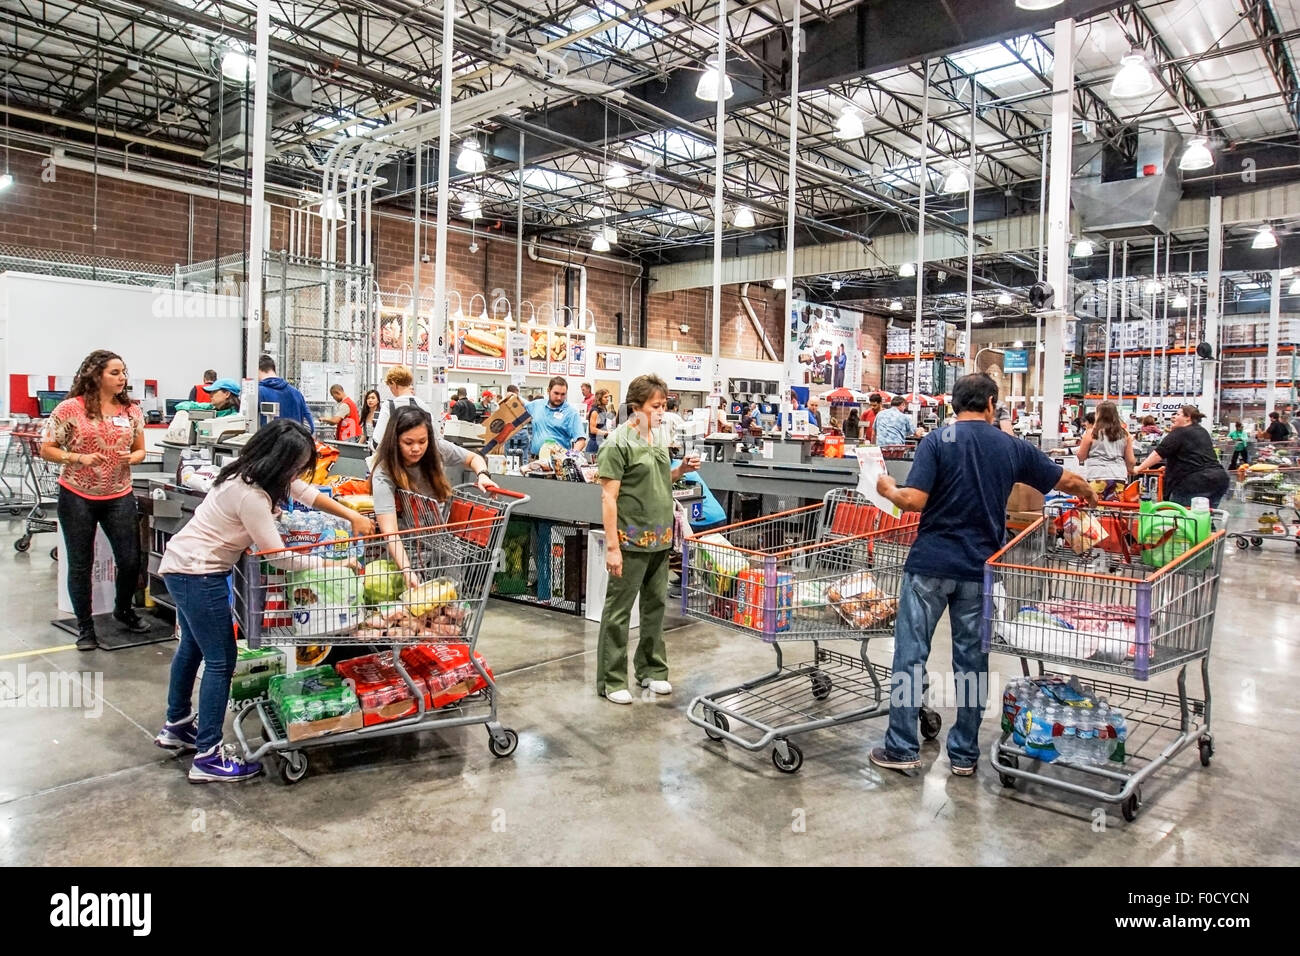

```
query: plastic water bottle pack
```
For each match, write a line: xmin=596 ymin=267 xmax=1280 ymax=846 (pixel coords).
xmin=1001 ymin=676 xmax=1128 ymax=765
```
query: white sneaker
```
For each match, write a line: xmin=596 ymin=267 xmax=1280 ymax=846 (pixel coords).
xmin=604 ymin=689 xmax=634 ymax=705
xmin=640 ymin=678 xmax=673 ymax=696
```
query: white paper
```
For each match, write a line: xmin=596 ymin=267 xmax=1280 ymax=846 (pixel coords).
xmin=856 ymin=446 xmax=902 ymax=518
xmin=27 ymin=375 xmax=45 ymax=395
xmin=129 ymin=378 xmax=146 ymax=400
xmin=53 ymin=376 xmax=73 ymax=391
xmin=761 ymin=441 xmax=774 ymax=460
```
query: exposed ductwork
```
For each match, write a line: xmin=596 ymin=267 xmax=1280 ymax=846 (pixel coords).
xmin=1072 ymin=125 xmax=1184 ymax=239
xmin=739 ymin=283 xmax=779 ymax=362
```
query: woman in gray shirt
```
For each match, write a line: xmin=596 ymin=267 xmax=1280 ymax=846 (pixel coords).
xmin=371 ymin=405 xmax=494 ymax=586
xmin=1076 ymin=400 xmax=1135 ymax=497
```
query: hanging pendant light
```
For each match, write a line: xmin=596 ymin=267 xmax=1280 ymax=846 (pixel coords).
xmin=1111 ymin=48 xmax=1155 ymax=99
xmin=602 ymin=224 xmax=619 ymax=245
xmin=834 ymin=106 xmax=865 ymax=141
xmin=1179 ymin=136 xmax=1214 ymax=172
xmin=1072 ymin=238 xmax=1095 ymax=258
xmin=1015 ymin=0 xmax=1065 ymax=9
xmin=695 ymin=56 xmax=733 ymax=101
xmin=456 ymin=139 xmax=487 ymax=174
xmin=772 ymin=277 xmax=787 ymax=290
xmin=971 ymin=311 xmax=984 ymax=324
xmin=997 ymin=291 xmax=1012 ymax=306
xmin=220 ymin=44 xmax=253 ymax=83
xmin=319 ymin=192 xmax=344 ymax=219
xmin=591 ymin=232 xmax=611 ymax=253
xmin=606 ymin=162 xmax=630 ymax=189
xmin=831 ymin=279 xmax=843 ymax=292
xmin=942 ymin=166 xmax=970 ymax=194
xmin=1144 ymin=279 xmax=1163 ymax=295
xmin=1172 ymin=292 xmax=1189 ymax=309
xmin=1253 ymin=224 xmax=1278 ymax=249
xmin=889 ymin=299 xmax=903 ymax=312
xmin=733 ymin=205 xmax=756 ymax=228
xmin=899 ymin=261 xmax=916 ymax=278
xmin=461 ymin=196 xmax=482 ymax=220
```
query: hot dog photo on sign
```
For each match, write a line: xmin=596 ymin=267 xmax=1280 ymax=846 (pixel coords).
xmin=454 ymin=320 xmax=506 ymax=370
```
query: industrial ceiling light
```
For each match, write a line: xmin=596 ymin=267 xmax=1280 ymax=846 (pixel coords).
xmin=220 ymin=44 xmax=253 ymax=82
xmin=319 ymin=192 xmax=344 ymax=219
xmin=971 ymin=311 xmax=984 ymax=324
xmin=1172 ymin=292 xmax=1189 ymax=309
xmin=889 ymin=299 xmax=903 ymax=311
xmin=461 ymin=196 xmax=482 ymax=220
xmin=1013 ymin=339 xmax=1024 ymax=348
xmin=832 ymin=279 xmax=843 ymax=292
xmin=695 ymin=56 xmax=733 ymax=101
xmin=456 ymin=139 xmax=487 ymax=174
xmin=591 ymin=232 xmax=611 ymax=253
xmin=942 ymin=166 xmax=970 ymax=194
xmin=602 ymin=224 xmax=619 ymax=245
xmin=733 ymin=205 xmax=756 ymax=228
xmin=1179 ymin=136 xmax=1214 ymax=172
xmin=1144 ymin=279 xmax=1163 ymax=295
xmin=1253 ymin=224 xmax=1278 ymax=249
xmin=997 ymin=291 xmax=1012 ymax=306
xmin=1072 ymin=238 xmax=1095 ymax=258
xmin=1015 ymin=0 xmax=1065 ymax=9
xmin=0 ymin=173 xmax=14 ymax=192
xmin=834 ymin=107 xmax=865 ymax=141
xmin=899 ymin=261 xmax=916 ymax=278
xmin=1289 ymin=277 xmax=1300 ymax=295
xmin=772 ymin=276 xmax=787 ymax=290
xmin=1111 ymin=48 xmax=1155 ymax=99
xmin=606 ymin=162 xmax=630 ymax=188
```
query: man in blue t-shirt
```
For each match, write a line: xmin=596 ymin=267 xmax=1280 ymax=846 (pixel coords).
xmin=870 ymin=373 xmax=1095 ymax=777
xmin=872 ymin=395 xmax=917 ymax=447
xmin=525 ymin=376 xmax=588 ymax=456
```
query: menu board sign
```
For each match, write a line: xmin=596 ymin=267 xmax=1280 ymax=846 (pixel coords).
xmin=451 ymin=318 xmax=507 ymax=372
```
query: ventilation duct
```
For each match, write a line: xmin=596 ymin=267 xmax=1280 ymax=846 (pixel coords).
xmin=1071 ymin=125 xmax=1184 ymax=239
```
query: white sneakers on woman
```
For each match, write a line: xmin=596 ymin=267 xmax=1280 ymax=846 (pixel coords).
xmin=640 ymin=678 xmax=673 ymax=695
xmin=605 ymin=689 xmax=634 ymax=705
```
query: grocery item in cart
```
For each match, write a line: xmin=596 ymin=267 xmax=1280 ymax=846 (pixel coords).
xmin=998 ymin=607 xmax=1099 ymax=659
xmin=1059 ymin=509 xmax=1108 ymax=555
xmin=1007 ymin=677 xmax=1129 ymax=764
xmin=400 ymin=642 xmax=492 ymax=708
xmin=229 ymin=642 xmax=285 ymax=709
xmin=288 ymin=566 xmax=362 ymax=637
xmin=337 ymin=650 xmax=429 ymax=725
xmin=792 ymin=580 xmax=834 ymax=621
xmin=361 ymin=559 xmax=406 ymax=604
xmin=825 ymin=572 xmax=900 ymax=631
xmin=693 ymin=533 xmax=751 ymax=594
xmin=277 ymin=510 xmax=362 ymax=560
xmin=267 ymin=665 xmax=363 ymax=741
xmin=732 ymin=567 xmax=794 ymax=633
xmin=403 ymin=577 xmax=458 ymax=616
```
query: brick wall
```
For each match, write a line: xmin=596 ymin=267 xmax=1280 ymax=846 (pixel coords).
xmin=0 ymin=148 xmax=882 ymax=372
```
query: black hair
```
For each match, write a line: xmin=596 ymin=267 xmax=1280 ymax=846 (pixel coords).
xmin=868 ymin=393 xmax=882 ymax=404
xmin=375 ymin=404 xmax=452 ymax=502
xmin=258 ymin=354 xmax=277 ymax=374
xmin=214 ymin=419 xmax=316 ymax=505
xmin=1085 ymin=412 xmax=1096 ymax=426
xmin=203 ymin=369 xmax=217 ymax=382
xmin=1270 ymin=411 xmax=1280 ymax=421
xmin=667 ymin=396 xmax=679 ymax=411
xmin=889 ymin=395 xmax=907 ymax=408
xmin=951 ymin=373 xmax=999 ymax=415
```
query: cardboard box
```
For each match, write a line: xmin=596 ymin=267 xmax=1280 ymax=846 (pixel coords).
xmin=480 ymin=393 xmax=530 ymax=456
xmin=733 ymin=568 xmax=794 ymax=636
xmin=229 ymin=643 xmax=285 ymax=711
xmin=286 ymin=709 xmax=363 ymax=742
xmin=1006 ymin=483 xmax=1045 ymax=528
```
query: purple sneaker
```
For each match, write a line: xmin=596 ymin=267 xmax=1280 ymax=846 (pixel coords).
xmin=154 ymin=714 xmax=198 ymax=752
xmin=188 ymin=744 xmax=262 ymax=783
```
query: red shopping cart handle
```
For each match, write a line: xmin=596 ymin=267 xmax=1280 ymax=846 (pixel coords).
xmin=458 ymin=481 xmax=527 ymax=500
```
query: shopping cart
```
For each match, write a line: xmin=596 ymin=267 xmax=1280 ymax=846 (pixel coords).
xmin=8 ymin=425 xmax=61 ymax=556
xmin=231 ymin=483 xmax=528 ymax=784
xmin=1227 ymin=462 xmax=1300 ymax=551
xmin=682 ymin=490 xmax=934 ymax=774
xmin=983 ymin=501 xmax=1224 ymax=821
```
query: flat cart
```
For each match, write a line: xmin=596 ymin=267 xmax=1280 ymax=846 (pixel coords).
xmin=681 ymin=489 xmax=936 ymax=774
xmin=231 ymin=484 xmax=528 ymax=784
xmin=983 ymin=501 xmax=1224 ymax=821
xmin=8 ymin=424 xmax=60 ymax=556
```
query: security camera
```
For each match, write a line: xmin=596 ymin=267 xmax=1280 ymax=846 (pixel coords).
xmin=420 ymin=253 xmax=431 ymax=263
xmin=469 ymin=241 xmax=480 ymax=254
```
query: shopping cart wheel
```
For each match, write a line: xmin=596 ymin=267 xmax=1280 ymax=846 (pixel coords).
xmin=280 ymin=751 xmax=308 ymax=785
xmin=1251 ymin=536 xmax=1264 ymax=549
xmin=810 ymin=669 xmax=833 ymax=701
xmin=13 ymin=535 xmax=30 ymax=553
xmin=488 ymin=728 xmax=519 ymax=758
xmin=771 ymin=740 xmax=803 ymax=774
xmin=1198 ymin=735 xmax=1214 ymax=767
xmin=1234 ymin=537 xmax=1249 ymax=550
xmin=32 ymin=508 xmax=45 ymax=520
xmin=8 ymin=507 xmax=21 ymax=515
xmin=49 ymin=547 xmax=57 ymax=561
xmin=996 ymin=753 xmax=1019 ymax=789
xmin=919 ymin=708 xmax=942 ymax=741
xmin=1121 ymin=787 xmax=1142 ymax=822
xmin=702 ymin=709 xmax=729 ymax=742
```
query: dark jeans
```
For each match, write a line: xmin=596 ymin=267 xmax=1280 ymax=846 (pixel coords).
xmin=1228 ymin=448 xmax=1249 ymax=470
xmin=1166 ymin=468 xmax=1231 ymax=509
xmin=164 ymin=572 xmax=237 ymax=752
xmin=57 ymin=487 xmax=141 ymax=626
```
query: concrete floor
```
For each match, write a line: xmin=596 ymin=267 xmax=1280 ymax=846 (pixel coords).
xmin=0 ymin=505 xmax=1296 ymax=866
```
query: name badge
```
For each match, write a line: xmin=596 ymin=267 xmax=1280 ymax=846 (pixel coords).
xmin=553 ymin=410 xmax=565 ymax=421
xmin=111 ymin=416 xmax=130 ymax=428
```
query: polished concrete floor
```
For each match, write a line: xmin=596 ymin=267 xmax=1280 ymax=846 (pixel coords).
xmin=0 ymin=505 xmax=1296 ymax=867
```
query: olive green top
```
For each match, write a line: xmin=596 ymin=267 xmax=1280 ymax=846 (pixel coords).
xmin=597 ymin=421 xmax=674 ymax=552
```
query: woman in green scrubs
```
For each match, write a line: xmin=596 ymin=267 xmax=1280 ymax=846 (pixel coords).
xmin=596 ymin=374 xmax=700 ymax=704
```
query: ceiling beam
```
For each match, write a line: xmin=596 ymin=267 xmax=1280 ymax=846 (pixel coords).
xmin=1239 ymin=0 xmax=1300 ymax=132
xmin=59 ymin=59 xmax=142 ymax=115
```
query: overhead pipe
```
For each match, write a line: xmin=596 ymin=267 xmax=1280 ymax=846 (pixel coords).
xmin=0 ymin=102 xmax=204 ymax=157
xmin=739 ymin=283 xmax=779 ymax=361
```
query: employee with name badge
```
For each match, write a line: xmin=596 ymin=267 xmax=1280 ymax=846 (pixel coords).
xmin=40 ymin=349 xmax=151 ymax=651
xmin=525 ymin=376 xmax=588 ymax=456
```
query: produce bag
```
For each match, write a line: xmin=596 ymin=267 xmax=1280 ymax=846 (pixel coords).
xmin=693 ymin=533 xmax=749 ymax=594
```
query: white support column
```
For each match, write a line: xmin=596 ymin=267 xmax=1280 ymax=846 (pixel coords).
xmin=781 ymin=2 xmax=801 ymax=395
xmin=913 ymin=60 xmax=929 ymax=413
xmin=1199 ymin=195 xmax=1222 ymax=420
xmin=244 ymin=0 xmax=271 ymax=379
xmin=710 ymin=0 xmax=727 ymax=425
xmin=1267 ymin=270 xmax=1281 ymax=418
xmin=1042 ymin=15 xmax=1075 ymax=447
xmin=964 ymin=73 xmax=975 ymax=373
xmin=430 ymin=0 xmax=456 ymax=416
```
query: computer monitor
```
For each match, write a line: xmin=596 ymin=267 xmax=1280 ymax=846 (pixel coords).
xmin=165 ymin=399 xmax=183 ymax=420
xmin=37 ymin=390 xmax=67 ymax=416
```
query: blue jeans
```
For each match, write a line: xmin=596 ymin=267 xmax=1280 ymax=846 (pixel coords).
xmin=884 ymin=573 xmax=988 ymax=767
xmin=164 ymin=573 xmax=236 ymax=752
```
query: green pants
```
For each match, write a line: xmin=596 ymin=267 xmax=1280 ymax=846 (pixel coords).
xmin=596 ymin=547 xmax=671 ymax=696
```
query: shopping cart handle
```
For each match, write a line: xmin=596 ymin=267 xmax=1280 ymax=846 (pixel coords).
xmin=483 ymin=486 xmax=528 ymax=500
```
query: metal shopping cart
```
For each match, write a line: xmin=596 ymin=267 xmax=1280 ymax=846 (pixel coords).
xmin=231 ymin=483 xmax=528 ymax=784
xmin=682 ymin=489 xmax=935 ymax=774
xmin=983 ymin=501 xmax=1224 ymax=821
xmin=1227 ymin=461 xmax=1300 ymax=552
xmin=7 ymin=425 xmax=61 ymax=555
